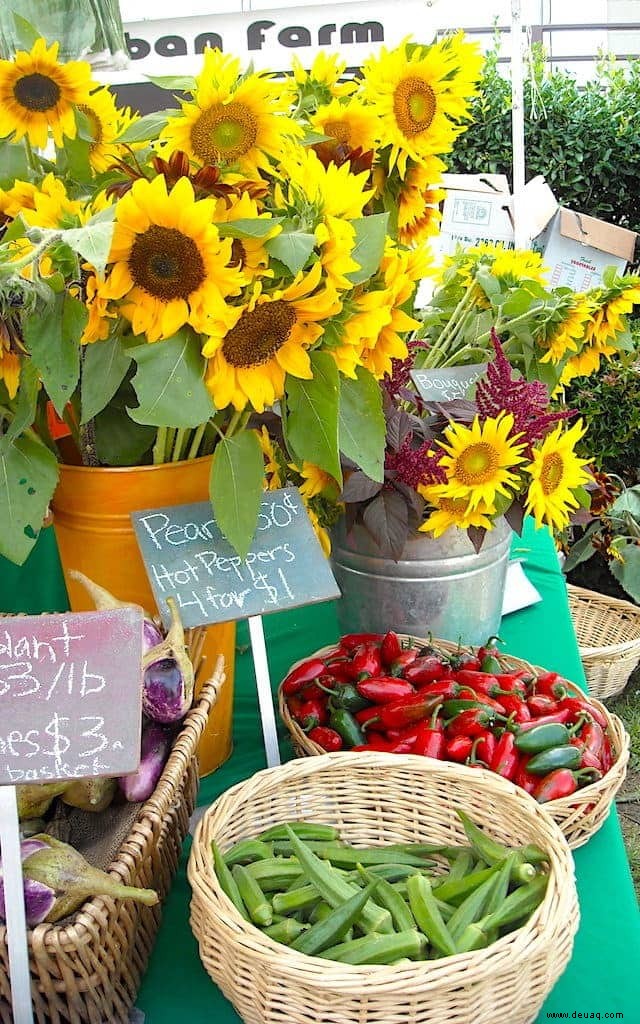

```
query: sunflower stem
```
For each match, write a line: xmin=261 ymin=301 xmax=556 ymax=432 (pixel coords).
xmin=424 ymin=284 xmax=477 ymax=367
xmin=171 ymin=427 xmax=187 ymax=462
xmin=186 ymin=422 xmax=207 ymax=460
xmin=224 ymin=409 xmax=243 ymax=438
xmin=23 ymin=137 xmax=39 ymax=175
xmin=153 ymin=427 xmax=168 ymax=465
xmin=164 ymin=428 xmax=176 ymax=461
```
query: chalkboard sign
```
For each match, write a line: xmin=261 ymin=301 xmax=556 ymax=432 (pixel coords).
xmin=0 ymin=608 xmax=143 ymax=786
xmin=131 ymin=487 xmax=341 ymax=629
xmin=411 ymin=363 xmax=487 ymax=403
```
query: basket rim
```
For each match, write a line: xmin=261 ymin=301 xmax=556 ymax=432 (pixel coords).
xmin=188 ymin=751 xmax=578 ymax=985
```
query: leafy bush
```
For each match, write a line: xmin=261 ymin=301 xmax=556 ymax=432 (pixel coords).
xmin=450 ymin=43 xmax=640 ymax=238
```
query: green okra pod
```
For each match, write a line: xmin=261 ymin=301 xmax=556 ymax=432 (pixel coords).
xmin=271 ymin=884 xmax=321 ymax=916
xmin=263 ymin=919 xmax=309 ymax=944
xmin=454 ymin=922 xmax=491 ymax=953
xmin=407 ymin=874 xmax=457 ymax=957
xmin=292 ymin=880 xmax=380 ymax=956
xmin=309 ymin=845 xmax=434 ymax=869
xmin=357 ymin=865 xmax=415 ymax=933
xmin=244 ymin=857 xmax=304 ymax=891
xmin=446 ymin=865 xmax=504 ymax=941
xmin=223 ymin=839 xmax=273 ymax=867
xmin=432 ymin=866 xmax=496 ymax=905
xmin=212 ymin=841 xmax=249 ymax=921
xmin=256 ymin=822 xmax=340 ymax=842
xmin=232 ymin=864 xmax=272 ymax=927
xmin=479 ymin=873 xmax=549 ymax=933
xmin=446 ymin=848 xmax=474 ymax=881
xmin=318 ymin=929 xmax=427 ymax=965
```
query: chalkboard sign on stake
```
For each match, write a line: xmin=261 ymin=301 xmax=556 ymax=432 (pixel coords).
xmin=0 ymin=607 xmax=144 ymax=1024
xmin=411 ymin=363 xmax=487 ymax=404
xmin=132 ymin=488 xmax=340 ymax=769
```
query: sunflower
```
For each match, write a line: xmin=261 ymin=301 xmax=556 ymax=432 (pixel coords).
xmin=81 ymin=275 xmax=117 ymax=344
xmin=442 ymin=243 xmax=549 ymax=308
xmin=99 ymin=175 xmax=244 ymax=342
xmin=360 ymin=34 xmax=482 ymax=177
xmin=213 ymin=191 xmax=280 ymax=280
xmin=437 ymin=413 xmax=527 ymax=510
xmin=77 ymin=86 xmax=139 ymax=173
xmin=291 ymin=52 xmax=357 ymax=101
xmin=0 ymin=38 xmax=94 ymax=149
xmin=539 ymin=294 xmax=595 ymax=365
xmin=327 ymin=290 xmax=394 ymax=378
xmin=524 ymin=419 xmax=592 ymax=532
xmin=202 ymin=262 xmax=341 ymax=412
xmin=18 ymin=173 xmax=85 ymax=229
xmin=309 ymin=97 xmax=379 ymax=157
xmin=418 ymin=485 xmax=496 ymax=538
xmin=306 ymin=505 xmax=332 ymax=557
xmin=159 ymin=49 xmax=301 ymax=176
xmin=258 ymin=426 xmax=283 ymax=490
xmin=0 ymin=322 xmax=21 ymax=399
xmin=292 ymin=461 xmax=337 ymax=500
xmin=588 ymin=275 xmax=640 ymax=346
xmin=397 ymin=158 xmax=446 ymax=246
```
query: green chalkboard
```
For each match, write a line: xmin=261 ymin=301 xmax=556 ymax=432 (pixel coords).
xmin=131 ymin=488 xmax=340 ymax=629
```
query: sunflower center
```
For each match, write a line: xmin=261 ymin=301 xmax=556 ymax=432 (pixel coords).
xmin=323 ymin=119 xmax=351 ymax=145
xmin=540 ymin=452 xmax=564 ymax=495
xmin=222 ymin=300 xmax=295 ymax=368
xmin=128 ymin=226 xmax=206 ymax=301
xmin=77 ymin=104 xmax=103 ymax=145
xmin=393 ymin=76 xmax=437 ymax=137
xmin=456 ymin=443 xmax=499 ymax=485
xmin=190 ymin=102 xmax=258 ymax=164
xmin=13 ymin=73 xmax=61 ymax=113
xmin=441 ymin=497 xmax=469 ymax=515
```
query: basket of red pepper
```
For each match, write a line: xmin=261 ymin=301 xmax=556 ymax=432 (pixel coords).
xmin=278 ymin=631 xmax=629 ymax=850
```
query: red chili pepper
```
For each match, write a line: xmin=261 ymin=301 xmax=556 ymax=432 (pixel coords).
xmin=403 ymin=655 xmax=447 ymax=685
xmin=282 ymin=657 xmax=327 ymax=695
xmin=500 ymin=694 xmax=532 ymax=723
xmin=356 ymin=676 xmax=415 ymax=704
xmin=350 ymin=643 xmax=383 ymax=680
xmin=447 ymin=650 xmax=482 ymax=672
xmin=474 ymin=729 xmax=496 ymax=765
xmin=354 ymin=706 xmax=379 ymax=726
xmin=490 ymin=732 xmax=519 ymax=780
xmin=476 ymin=635 xmax=503 ymax=665
xmin=307 ymin=726 xmax=343 ymax=751
xmin=581 ymin=720 xmax=606 ymax=759
xmin=530 ymin=671 xmax=568 ymax=700
xmin=601 ymin=736 xmax=613 ymax=773
xmin=383 ymin=724 xmax=422 ymax=743
xmin=527 ymin=694 xmax=559 ymax=717
xmin=514 ymin=758 xmax=538 ymax=794
xmin=380 ymin=630 xmax=402 ymax=667
xmin=557 ymin=696 xmax=608 ymax=730
xmin=338 ymin=633 xmax=383 ymax=652
xmin=371 ymin=691 xmax=442 ymax=730
xmin=388 ymin=649 xmax=418 ymax=677
xmin=568 ymin=738 xmax=603 ymax=771
xmin=446 ymin=735 xmax=474 ymax=762
xmin=512 ymin=710 xmax=572 ymax=731
xmin=454 ymin=670 xmax=499 ymax=694
xmin=387 ymin=735 xmax=419 ymax=753
xmin=413 ymin=707 xmax=445 ymax=759
xmin=417 ymin=678 xmax=464 ymax=701
xmin=446 ymin=708 xmax=497 ymax=738
xmin=299 ymin=681 xmax=326 ymax=701
xmin=294 ymin=697 xmax=328 ymax=730
xmin=533 ymin=768 xmax=579 ymax=803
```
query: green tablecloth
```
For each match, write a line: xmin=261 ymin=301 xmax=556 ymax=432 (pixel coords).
xmin=2 ymin=523 xmax=640 ymax=1020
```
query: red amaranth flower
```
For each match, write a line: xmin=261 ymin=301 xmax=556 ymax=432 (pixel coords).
xmin=385 ymin=435 xmax=446 ymax=489
xmin=475 ymin=330 xmax=572 ymax=452
xmin=383 ymin=338 xmax=429 ymax=400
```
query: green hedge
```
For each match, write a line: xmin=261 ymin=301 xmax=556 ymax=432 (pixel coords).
xmin=449 ymin=45 xmax=640 ymax=237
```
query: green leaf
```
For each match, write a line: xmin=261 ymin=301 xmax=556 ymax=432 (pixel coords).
xmin=128 ymin=328 xmax=215 ymax=428
xmin=501 ymin=287 xmax=535 ymax=317
xmin=562 ymin=521 xmax=600 ymax=573
xmin=217 ymin=217 xmax=282 ymax=240
xmin=10 ymin=13 xmax=40 ymax=50
xmin=610 ymin=541 xmax=640 ymax=604
xmin=145 ymin=74 xmax=196 ymax=92
xmin=265 ymin=230 xmax=316 ymax=275
xmin=22 ymin=293 xmax=86 ymax=417
xmin=210 ymin=430 xmax=264 ymax=559
xmin=301 ymin=131 xmax=331 ymax=145
xmin=346 ymin=213 xmax=389 ymax=285
xmin=285 ymin=352 xmax=342 ymax=485
xmin=611 ymin=485 xmax=640 ymax=520
xmin=60 ymin=135 xmax=93 ymax=185
xmin=115 ymin=110 xmax=173 ymax=144
xmin=338 ymin=367 xmax=385 ymax=482
xmin=61 ymin=214 xmax=115 ymax=277
xmin=94 ymin=383 xmax=156 ymax=465
xmin=0 ymin=431 xmax=59 ymax=566
xmin=0 ymin=138 xmax=32 ymax=186
xmin=0 ymin=360 xmax=39 ymax=450
xmin=81 ymin=336 xmax=132 ymax=423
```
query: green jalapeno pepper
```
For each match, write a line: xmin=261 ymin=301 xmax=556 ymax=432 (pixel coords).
xmin=526 ymin=744 xmax=582 ymax=775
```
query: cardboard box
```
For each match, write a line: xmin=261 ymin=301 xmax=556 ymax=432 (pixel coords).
xmin=535 ymin=206 xmax=637 ymax=291
xmin=435 ymin=173 xmax=513 ymax=256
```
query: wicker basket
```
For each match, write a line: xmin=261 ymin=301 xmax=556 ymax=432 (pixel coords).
xmin=0 ymin=655 xmax=225 ymax=1024
xmin=567 ymin=584 xmax=640 ymax=700
xmin=278 ymin=637 xmax=629 ymax=850
xmin=189 ymin=752 xmax=579 ymax=1024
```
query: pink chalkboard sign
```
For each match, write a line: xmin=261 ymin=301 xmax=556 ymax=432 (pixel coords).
xmin=0 ymin=608 xmax=144 ymax=786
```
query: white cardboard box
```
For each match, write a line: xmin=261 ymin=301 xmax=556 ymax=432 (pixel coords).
xmin=535 ymin=206 xmax=637 ymax=291
xmin=435 ymin=173 xmax=513 ymax=256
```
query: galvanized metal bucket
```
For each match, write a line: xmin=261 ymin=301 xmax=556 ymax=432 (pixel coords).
xmin=330 ymin=518 xmax=512 ymax=646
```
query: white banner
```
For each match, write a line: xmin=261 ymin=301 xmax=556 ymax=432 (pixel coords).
xmin=117 ymin=1 xmax=435 ymax=80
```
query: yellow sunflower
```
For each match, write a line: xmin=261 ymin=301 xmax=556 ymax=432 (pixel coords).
xmin=258 ymin=426 xmax=283 ymax=490
xmin=418 ymin=485 xmax=496 ymax=538
xmin=0 ymin=323 xmax=21 ymax=399
xmin=360 ymin=34 xmax=482 ymax=177
xmin=213 ymin=190 xmax=280 ymax=281
xmin=159 ymin=49 xmax=301 ymax=175
xmin=77 ymin=86 xmax=139 ymax=172
xmin=16 ymin=173 xmax=85 ymax=229
xmin=0 ymin=38 xmax=95 ymax=149
xmin=589 ymin=275 xmax=640 ymax=346
xmin=309 ymin=97 xmax=379 ymax=156
xmin=291 ymin=52 xmax=357 ymax=100
xmin=524 ymin=419 xmax=592 ymax=532
xmin=397 ymin=158 xmax=446 ymax=246
xmin=437 ymin=413 xmax=527 ymax=510
xmin=306 ymin=505 xmax=332 ymax=557
xmin=81 ymin=275 xmax=117 ymax=344
xmin=292 ymin=461 xmax=337 ymax=499
xmin=328 ymin=290 xmax=393 ymax=378
xmin=99 ymin=175 xmax=244 ymax=342
xmin=442 ymin=242 xmax=549 ymax=302
xmin=203 ymin=262 xmax=341 ymax=412
xmin=539 ymin=294 xmax=595 ymax=365
xmin=0 ymin=178 xmax=39 ymax=219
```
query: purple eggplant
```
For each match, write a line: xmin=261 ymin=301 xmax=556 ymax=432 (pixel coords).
xmin=68 ymin=570 xmax=163 ymax=653
xmin=118 ymin=723 xmax=172 ymax=803
xmin=0 ymin=839 xmax=56 ymax=926
xmin=142 ymin=598 xmax=194 ymax=723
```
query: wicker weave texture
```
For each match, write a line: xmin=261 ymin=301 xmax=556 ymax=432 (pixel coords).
xmin=0 ymin=657 xmax=224 ymax=1024
xmin=567 ymin=584 xmax=640 ymax=700
xmin=278 ymin=636 xmax=629 ymax=850
xmin=189 ymin=752 xmax=579 ymax=1024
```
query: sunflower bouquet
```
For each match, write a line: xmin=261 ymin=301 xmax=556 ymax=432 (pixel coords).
xmin=415 ymin=241 xmax=640 ymax=391
xmin=0 ymin=30 xmax=485 ymax=566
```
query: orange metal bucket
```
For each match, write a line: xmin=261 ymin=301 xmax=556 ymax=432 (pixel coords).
xmin=51 ymin=456 xmax=234 ymax=776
